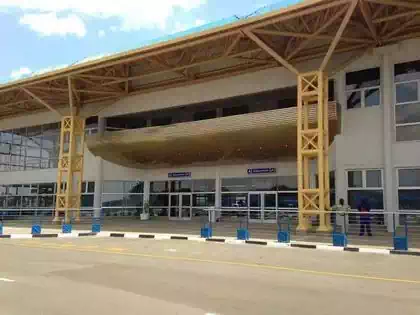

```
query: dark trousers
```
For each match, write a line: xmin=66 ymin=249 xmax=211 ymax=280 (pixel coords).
xmin=359 ymin=222 xmax=372 ymax=236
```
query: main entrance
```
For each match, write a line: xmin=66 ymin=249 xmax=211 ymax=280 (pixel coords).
xmin=169 ymin=193 xmax=192 ymax=220
xmin=248 ymin=192 xmax=277 ymax=223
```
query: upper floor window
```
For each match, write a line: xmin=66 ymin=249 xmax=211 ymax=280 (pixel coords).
xmin=346 ymin=169 xmax=384 ymax=210
xmin=346 ymin=68 xmax=381 ymax=109
xmin=398 ymin=168 xmax=420 ymax=211
xmin=394 ymin=60 xmax=420 ymax=141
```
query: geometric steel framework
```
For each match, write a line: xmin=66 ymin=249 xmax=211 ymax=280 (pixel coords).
xmin=53 ymin=116 xmax=85 ymax=223
xmin=297 ymin=72 xmax=331 ymax=232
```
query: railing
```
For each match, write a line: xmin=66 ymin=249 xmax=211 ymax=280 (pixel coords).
xmin=0 ymin=208 xmax=419 ymax=251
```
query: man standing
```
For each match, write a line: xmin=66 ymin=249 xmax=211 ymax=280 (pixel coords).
xmin=358 ymin=198 xmax=372 ymax=236
xmin=332 ymin=198 xmax=351 ymax=233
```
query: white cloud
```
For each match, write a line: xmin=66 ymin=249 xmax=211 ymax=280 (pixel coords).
xmin=173 ymin=18 xmax=206 ymax=33
xmin=98 ymin=29 xmax=106 ymax=37
xmin=19 ymin=12 xmax=87 ymax=37
xmin=1 ymin=0 xmax=207 ymax=32
xmin=10 ymin=67 xmax=32 ymax=80
xmin=32 ymin=64 xmax=69 ymax=76
xmin=74 ymin=53 xmax=111 ymax=65
xmin=110 ymin=26 xmax=118 ymax=32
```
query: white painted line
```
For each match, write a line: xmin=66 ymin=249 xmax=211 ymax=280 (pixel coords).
xmin=155 ymin=234 xmax=171 ymax=240
xmin=226 ymin=239 xmax=246 ymax=245
xmin=188 ymin=237 xmax=206 ymax=242
xmin=317 ymin=245 xmax=345 ymax=252
xmin=165 ymin=248 xmax=177 ymax=253
xmin=124 ymin=233 xmax=140 ymax=239
xmin=0 ymin=278 xmax=15 ymax=283
xmin=10 ymin=234 xmax=32 ymax=239
xmin=96 ymin=232 xmax=111 ymax=237
xmin=359 ymin=247 xmax=390 ymax=255
xmin=58 ymin=233 xmax=78 ymax=238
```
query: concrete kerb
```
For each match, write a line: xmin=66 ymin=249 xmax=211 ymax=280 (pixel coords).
xmin=1 ymin=230 xmax=420 ymax=257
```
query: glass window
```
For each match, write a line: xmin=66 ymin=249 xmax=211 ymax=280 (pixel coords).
xmin=126 ymin=194 xmax=144 ymax=208
xmin=398 ymin=190 xmax=420 ymax=210
xmin=87 ymin=182 xmax=95 ymax=193
xmin=81 ymin=195 xmax=94 ymax=208
xmin=366 ymin=170 xmax=382 ymax=188
xmin=150 ymin=181 xmax=169 ymax=193
xmin=396 ymin=82 xmax=418 ymax=104
xmin=103 ymin=181 xmax=124 ymax=194
xmin=193 ymin=179 xmax=215 ymax=192
xmin=278 ymin=192 xmax=298 ymax=208
xmin=125 ymin=181 xmax=143 ymax=194
xmin=222 ymin=178 xmax=250 ymax=192
xmin=277 ymin=176 xmax=298 ymax=191
xmin=396 ymin=124 xmax=420 ymax=142
xmin=348 ymin=171 xmax=363 ymax=188
xmin=170 ymin=180 xmax=192 ymax=193
xmin=399 ymin=169 xmax=420 ymax=187
xmin=364 ymin=88 xmax=380 ymax=107
xmin=221 ymin=193 xmax=248 ymax=208
xmin=395 ymin=102 xmax=420 ymax=124
xmin=149 ymin=194 xmax=169 ymax=207
xmin=348 ymin=190 xmax=384 ymax=209
xmin=346 ymin=91 xmax=362 ymax=109
xmin=38 ymin=183 xmax=55 ymax=195
xmin=193 ymin=194 xmax=215 ymax=207
xmin=101 ymin=194 xmax=125 ymax=207
xmin=395 ymin=60 xmax=420 ymax=83
xmin=249 ymin=177 xmax=277 ymax=191
xmin=346 ymin=68 xmax=380 ymax=90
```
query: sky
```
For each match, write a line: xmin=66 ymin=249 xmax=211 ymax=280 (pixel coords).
xmin=0 ymin=0 xmax=301 ymax=84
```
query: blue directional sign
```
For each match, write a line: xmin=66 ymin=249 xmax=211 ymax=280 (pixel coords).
xmin=247 ymin=168 xmax=276 ymax=175
xmin=168 ymin=172 xmax=191 ymax=178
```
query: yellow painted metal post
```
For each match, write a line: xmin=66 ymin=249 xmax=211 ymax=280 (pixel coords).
xmin=54 ymin=116 xmax=85 ymax=223
xmin=297 ymin=71 xmax=332 ymax=232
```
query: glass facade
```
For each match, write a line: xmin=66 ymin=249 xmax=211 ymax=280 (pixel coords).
xmin=0 ymin=182 xmax=94 ymax=216
xmin=346 ymin=68 xmax=381 ymax=109
xmin=0 ymin=123 xmax=60 ymax=172
xmin=101 ymin=181 xmax=144 ymax=216
xmin=347 ymin=170 xmax=384 ymax=210
xmin=398 ymin=169 xmax=420 ymax=211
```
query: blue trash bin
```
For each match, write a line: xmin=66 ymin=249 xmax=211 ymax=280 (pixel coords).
xmin=237 ymin=228 xmax=249 ymax=240
xmin=332 ymin=233 xmax=348 ymax=247
xmin=200 ymin=227 xmax=212 ymax=238
xmin=393 ymin=236 xmax=408 ymax=251
xmin=277 ymin=231 xmax=290 ymax=243
xmin=0 ymin=224 xmax=3 ymax=235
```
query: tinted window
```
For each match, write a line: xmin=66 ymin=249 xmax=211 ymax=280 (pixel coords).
xmin=395 ymin=60 xmax=420 ymax=83
xmin=346 ymin=68 xmax=380 ymax=90
xmin=399 ymin=169 xmax=420 ymax=187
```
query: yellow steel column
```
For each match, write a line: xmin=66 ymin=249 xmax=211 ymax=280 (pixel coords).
xmin=53 ymin=116 xmax=85 ymax=223
xmin=297 ymin=71 xmax=331 ymax=232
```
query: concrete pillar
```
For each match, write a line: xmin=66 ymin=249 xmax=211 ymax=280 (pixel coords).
xmin=214 ymin=168 xmax=221 ymax=223
xmin=382 ymin=53 xmax=397 ymax=232
xmin=93 ymin=116 xmax=106 ymax=218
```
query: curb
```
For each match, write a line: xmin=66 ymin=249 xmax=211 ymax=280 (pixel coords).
xmin=1 ymin=232 xmax=420 ymax=257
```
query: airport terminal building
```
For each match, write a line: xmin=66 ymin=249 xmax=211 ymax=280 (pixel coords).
xmin=0 ymin=0 xmax=419 ymax=232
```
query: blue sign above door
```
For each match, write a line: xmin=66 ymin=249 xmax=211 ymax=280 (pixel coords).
xmin=247 ymin=168 xmax=276 ymax=175
xmin=168 ymin=172 xmax=191 ymax=178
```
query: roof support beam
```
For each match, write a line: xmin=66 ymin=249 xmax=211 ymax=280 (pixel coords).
xmin=319 ymin=0 xmax=358 ymax=71
xmin=382 ymin=15 xmax=418 ymax=40
xmin=374 ymin=10 xmax=420 ymax=24
xmin=223 ymin=33 xmax=243 ymax=57
xmin=359 ymin=0 xmax=380 ymax=44
xmin=21 ymin=87 xmax=62 ymax=116
xmin=242 ymin=29 xmax=299 ymax=75
xmin=366 ymin=0 xmax=420 ymax=10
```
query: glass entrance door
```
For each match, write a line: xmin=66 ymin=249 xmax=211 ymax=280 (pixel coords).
xmin=248 ymin=193 xmax=262 ymax=222
xmin=169 ymin=193 xmax=192 ymax=220
xmin=248 ymin=192 xmax=277 ymax=223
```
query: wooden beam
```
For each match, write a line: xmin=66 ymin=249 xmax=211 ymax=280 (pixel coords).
xmin=327 ymin=46 xmax=372 ymax=76
xmin=373 ymin=10 xmax=419 ymax=24
xmin=382 ymin=15 xmax=417 ymax=40
xmin=359 ymin=0 xmax=380 ymax=43
xmin=68 ymin=76 xmax=75 ymax=115
xmin=287 ymin=5 xmax=350 ymax=60
xmin=223 ymin=33 xmax=243 ymax=57
xmin=253 ymin=29 xmax=373 ymax=43
xmin=320 ymin=0 xmax=358 ymax=71
xmin=242 ymin=29 xmax=299 ymax=75
xmin=21 ymin=88 xmax=62 ymax=116
xmin=366 ymin=0 xmax=420 ymax=10
xmin=29 ymin=86 xmax=123 ymax=95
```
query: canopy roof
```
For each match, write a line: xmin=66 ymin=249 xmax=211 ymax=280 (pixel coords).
xmin=0 ymin=0 xmax=419 ymax=120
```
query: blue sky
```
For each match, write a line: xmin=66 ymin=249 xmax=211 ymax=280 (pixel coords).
xmin=0 ymin=0 xmax=300 ymax=84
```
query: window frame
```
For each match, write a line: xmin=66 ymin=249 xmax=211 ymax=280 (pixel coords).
xmin=345 ymin=68 xmax=381 ymax=110
xmin=397 ymin=168 xmax=420 ymax=211
xmin=346 ymin=169 xmax=384 ymax=210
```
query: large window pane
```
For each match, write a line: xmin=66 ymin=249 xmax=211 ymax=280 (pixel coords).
xmin=365 ymin=88 xmax=380 ymax=107
xmin=221 ymin=193 xmax=247 ymax=208
xmin=150 ymin=181 xmax=169 ymax=193
xmin=81 ymin=195 xmax=94 ymax=208
xmin=396 ymin=124 xmax=420 ymax=141
xmin=193 ymin=179 xmax=215 ymax=192
xmin=347 ymin=91 xmax=362 ymax=109
xmin=222 ymin=178 xmax=251 ymax=192
xmin=125 ymin=181 xmax=143 ymax=194
xmin=398 ymin=190 xmax=420 ymax=210
xmin=396 ymin=82 xmax=418 ymax=104
xmin=395 ymin=60 xmax=420 ymax=83
xmin=170 ymin=180 xmax=192 ymax=192
xmin=348 ymin=171 xmax=363 ymax=188
xmin=366 ymin=170 xmax=382 ymax=188
xmin=101 ymin=194 xmax=125 ymax=207
xmin=149 ymin=194 xmax=169 ymax=207
xmin=347 ymin=190 xmax=384 ymax=209
xmin=277 ymin=176 xmax=297 ymax=191
xmin=249 ymin=177 xmax=277 ymax=191
xmin=38 ymin=183 xmax=55 ymax=194
xmin=346 ymin=68 xmax=380 ymax=90
xmin=103 ymin=181 xmax=124 ymax=194
xmin=193 ymin=193 xmax=215 ymax=207
xmin=126 ymin=194 xmax=144 ymax=208
xmin=278 ymin=192 xmax=298 ymax=208
xmin=395 ymin=102 xmax=420 ymax=124
xmin=399 ymin=169 xmax=420 ymax=187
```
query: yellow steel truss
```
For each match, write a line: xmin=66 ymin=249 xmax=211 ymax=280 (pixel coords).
xmin=297 ymin=71 xmax=331 ymax=232
xmin=54 ymin=116 xmax=85 ymax=223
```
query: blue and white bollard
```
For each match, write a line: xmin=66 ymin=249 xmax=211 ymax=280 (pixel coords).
xmin=0 ymin=223 xmax=3 ymax=235
xmin=200 ymin=226 xmax=213 ymax=238
xmin=31 ymin=224 xmax=42 ymax=235
xmin=92 ymin=218 xmax=101 ymax=233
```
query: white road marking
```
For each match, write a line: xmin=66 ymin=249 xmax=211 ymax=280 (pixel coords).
xmin=166 ymin=248 xmax=177 ymax=253
xmin=0 ymin=278 xmax=15 ymax=283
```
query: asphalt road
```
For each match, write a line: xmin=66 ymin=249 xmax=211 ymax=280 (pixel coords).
xmin=0 ymin=237 xmax=419 ymax=315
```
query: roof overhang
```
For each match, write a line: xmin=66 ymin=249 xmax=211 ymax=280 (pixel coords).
xmin=0 ymin=0 xmax=419 ymax=120
xmin=86 ymin=102 xmax=338 ymax=168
